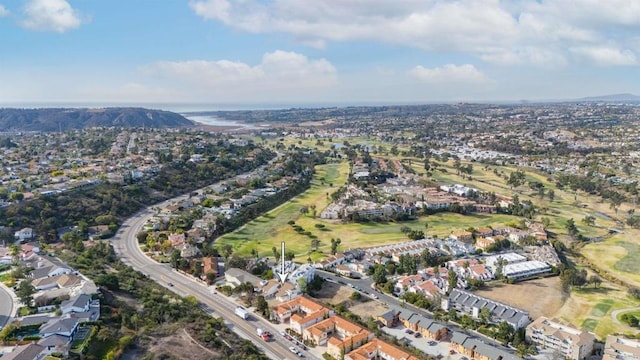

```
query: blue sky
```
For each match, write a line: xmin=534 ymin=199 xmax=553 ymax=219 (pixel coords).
xmin=1 ymin=0 xmax=639 ymax=107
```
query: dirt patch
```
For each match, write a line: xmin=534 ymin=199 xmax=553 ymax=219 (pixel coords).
xmin=312 ymin=282 xmax=356 ymax=306
xmin=349 ymin=300 xmax=389 ymax=319
xmin=474 ymin=277 xmax=566 ymax=319
xmin=140 ymin=328 xmax=223 ymax=360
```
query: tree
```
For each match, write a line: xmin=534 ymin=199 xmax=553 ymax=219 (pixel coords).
xmin=255 ymin=295 xmax=269 ymax=316
xmin=581 ymin=215 xmax=596 ymax=227
xmin=447 ymin=269 xmax=458 ymax=294
xmin=372 ymin=265 xmax=387 ymax=285
xmin=272 ymin=246 xmax=280 ymax=262
xmin=589 ymin=275 xmax=602 ymax=288
xmin=330 ymin=238 xmax=341 ymax=255
xmin=170 ymin=249 xmax=181 ymax=269
xmin=16 ymin=279 xmax=35 ymax=306
xmin=350 ymin=291 xmax=361 ymax=301
xmin=497 ymin=321 xmax=515 ymax=343
xmin=297 ymin=277 xmax=308 ymax=294
xmin=565 ymin=218 xmax=579 ymax=238
xmin=221 ymin=244 xmax=234 ymax=259
xmin=479 ymin=306 xmax=491 ymax=325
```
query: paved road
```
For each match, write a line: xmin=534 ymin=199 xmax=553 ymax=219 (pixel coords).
xmin=316 ymin=270 xmax=516 ymax=354
xmin=0 ymin=281 xmax=15 ymax=328
xmin=110 ymin=165 xmax=316 ymax=360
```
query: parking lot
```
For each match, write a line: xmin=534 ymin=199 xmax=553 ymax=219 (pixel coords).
xmin=381 ymin=325 xmax=469 ymax=360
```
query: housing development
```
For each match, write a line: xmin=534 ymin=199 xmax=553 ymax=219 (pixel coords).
xmin=2 ymin=101 xmax=640 ymax=360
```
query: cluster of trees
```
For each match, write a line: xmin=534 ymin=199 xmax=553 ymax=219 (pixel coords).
xmin=61 ymin=242 xmax=268 ymax=359
xmin=0 ymin=144 xmax=277 ymax=243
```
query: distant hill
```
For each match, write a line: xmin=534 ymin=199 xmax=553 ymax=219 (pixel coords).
xmin=0 ymin=107 xmax=195 ymax=132
xmin=575 ymin=93 xmax=640 ymax=102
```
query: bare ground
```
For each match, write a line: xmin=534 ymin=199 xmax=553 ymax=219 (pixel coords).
xmin=127 ymin=327 xmax=223 ymax=360
xmin=349 ymin=300 xmax=388 ymax=319
xmin=474 ymin=277 xmax=567 ymax=319
xmin=311 ymin=282 xmax=388 ymax=319
xmin=311 ymin=281 xmax=354 ymax=306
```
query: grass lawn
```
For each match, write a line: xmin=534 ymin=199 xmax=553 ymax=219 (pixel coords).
xmin=617 ymin=310 xmax=640 ymax=322
xmin=582 ymin=318 xmax=599 ymax=332
xmin=582 ymin=234 xmax=640 ymax=288
xmin=555 ymin=279 xmax=639 ymax=338
xmin=215 ymin=162 xmax=350 ymax=260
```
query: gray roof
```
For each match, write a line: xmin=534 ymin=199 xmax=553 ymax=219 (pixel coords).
xmin=396 ymin=308 xmax=415 ymax=322
xmin=39 ymin=317 xmax=78 ymax=336
xmin=62 ymin=293 xmax=90 ymax=310
xmin=1 ymin=344 xmax=46 ymax=360
xmin=451 ymin=331 xmax=469 ymax=345
xmin=38 ymin=334 xmax=70 ymax=347
xmin=17 ymin=314 xmax=51 ymax=326
xmin=449 ymin=289 xmax=529 ymax=327
xmin=378 ymin=309 xmax=396 ymax=322
xmin=451 ymin=331 xmax=519 ymax=360
xmin=224 ymin=267 xmax=263 ymax=286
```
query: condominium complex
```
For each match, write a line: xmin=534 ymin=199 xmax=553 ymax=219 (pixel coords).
xmin=525 ymin=317 xmax=595 ymax=360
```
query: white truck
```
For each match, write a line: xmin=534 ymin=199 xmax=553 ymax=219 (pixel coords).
xmin=235 ymin=306 xmax=249 ymax=320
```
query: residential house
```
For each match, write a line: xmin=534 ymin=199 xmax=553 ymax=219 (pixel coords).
xmin=14 ymin=227 xmax=34 ymax=242
xmin=258 ymin=279 xmax=281 ymax=299
xmin=525 ymin=317 xmax=596 ymax=360
xmin=444 ymin=289 xmax=531 ymax=329
xmin=39 ymin=317 xmax=79 ymax=338
xmin=336 ymin=264 xmax=352 ymax=277
xmin=1 ymin=344 xmax=47 ymax=360
xmin=201 ymin=257 xmax=219 ymax=280
xmin=451 ymin=231 xmax=473 ymax=243
xmin=30 ymin=257 xmax=72 ymax=279
xmin=603 ymin=335 xmax=640 ymax=360
xmin=38 ymin=334 xmax=71 ymax=356
xmin=177 ymin=243 xmax=200 ymax=258
xmin=168 ymin=233 xmax=186 ymax=247
xmin=61 ymin=294 xmax=91 ymax=314
xmin=346 ymin=339 xmax=420 ymax=360
xmin=224 ymin=268 xmax=263 ymax=288
xmin=32 ymin=273 xmax=81 ymax=291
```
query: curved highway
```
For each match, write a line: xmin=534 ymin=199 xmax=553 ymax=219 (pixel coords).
xmin=110 ymin=164 xmax=314 ymax=360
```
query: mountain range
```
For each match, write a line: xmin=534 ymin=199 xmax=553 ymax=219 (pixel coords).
xmin=0 ymin=108 xmax=194 ymax=132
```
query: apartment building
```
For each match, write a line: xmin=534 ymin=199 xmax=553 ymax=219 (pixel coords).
xmin=274 ymin=296 xmax=334 ymax=334
xmin=444 ymin=289 xmax=530 ymax=329
xmin=303 ymin=316 xmax=374 ymax=359
xmin=603 ymin=335 xmax=640 ymax=360
xmin=525 ymin=317 xmax=595 ymax=360
xmin=346 ymin=339 xmax=420 ymax=360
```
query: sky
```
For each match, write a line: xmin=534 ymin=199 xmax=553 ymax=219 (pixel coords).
xmin=1 ymin=0 xmax=640 ymax=108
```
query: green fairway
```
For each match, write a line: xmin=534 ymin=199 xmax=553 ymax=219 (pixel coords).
xmin=215 ymin=161 xmax=350 ymax=259
xmin=582 ymin=318 xmax=599 ymax=332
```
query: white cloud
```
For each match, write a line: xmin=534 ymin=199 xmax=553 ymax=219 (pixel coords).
xmin=189 ymin=0 xmax=640 ymax=67
xmin=409 ymin=64 xmax=489 ymax=84
xmin=571 ymin=46 xmax=637 ymax=66
xmin=0 ymin=4 xmax=9 ymax=17
xmin=141 ymin=50 xmax=337 ymax=101
xmin=22 ymin=0 xmax=82 ymax=33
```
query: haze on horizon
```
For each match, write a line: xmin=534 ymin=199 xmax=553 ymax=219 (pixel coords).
xmin=1 ymin=0 xmax=639 ymax=105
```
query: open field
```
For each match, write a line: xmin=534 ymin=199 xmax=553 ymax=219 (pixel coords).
xmin=553 ymin=277 xmax=640 ymax=339
xmin=215 ymin=161 xmax=349 ymax=259
xmin=582 ymin=234 xmax=640 ymax=288
xmin=349 ymin=300 xmax=388 ymax=319
xmin=312 ymin=281 xmax=354 ymax=306
xmin=474 ymin=277 xmax=566 ymax=320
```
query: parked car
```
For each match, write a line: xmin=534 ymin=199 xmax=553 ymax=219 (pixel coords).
xmin=405 ymin=329 xmax=414 ymax=335
xmin=428 ymin=341 xmax=437 ymax=346
xmin=414 ymin=332 xmax=421 ymax=338
xmin=289 ymin=347 xmax=298 ymax=354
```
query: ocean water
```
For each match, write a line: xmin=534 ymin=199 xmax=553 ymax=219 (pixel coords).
xmin=183 ymin=115 xmax=256 ymax=128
